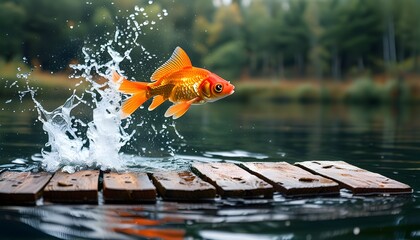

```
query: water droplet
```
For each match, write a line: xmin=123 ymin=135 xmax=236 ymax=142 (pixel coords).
xmin=353 ymin=227 xmax=360 ymax=235
xmin=12 ymin=158 xmax=27 ymax=164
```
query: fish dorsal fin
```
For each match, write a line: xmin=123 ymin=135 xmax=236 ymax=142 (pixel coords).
xmin=151 ymin=47 xmax=192 ymax=82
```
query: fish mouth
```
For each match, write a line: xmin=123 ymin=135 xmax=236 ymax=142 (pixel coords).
xmin=228 ymin=83 xmax=235 ymax=95
xmin=230 ymin=84 xmax=235 ymax=94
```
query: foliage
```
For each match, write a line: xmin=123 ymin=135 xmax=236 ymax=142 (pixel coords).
xmin=344 ymin=77 xmax=412 ymax=104
xmin=0 ymin=0 xmax=419 ymax=81
xmin=0 ymin=2 xmax=26 ymax=61
xmin=381 ymin=79 xmax=411 ymax=103
xmin=344 ymin=78 xmax=381 ymax=103
xmin=293 ymin=84 xmax=317 ymax=103
xmin=203 ymin=41 xmax=246 ymax=80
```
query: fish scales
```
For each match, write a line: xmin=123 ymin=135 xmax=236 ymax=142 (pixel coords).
xmin=148 ymin=84 xmax=174 ymax=98
xmin=171 ymin=78 xmax=202 ymax=102
xmin=154 ymin=68 xmax=207 ymax=101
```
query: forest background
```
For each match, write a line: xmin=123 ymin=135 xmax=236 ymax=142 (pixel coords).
xmin=1 ymin=0 xmax=419 ymax=103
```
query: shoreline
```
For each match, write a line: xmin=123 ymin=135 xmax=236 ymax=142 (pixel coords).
xmin=2 ymin=69 xmax=420 ymax=104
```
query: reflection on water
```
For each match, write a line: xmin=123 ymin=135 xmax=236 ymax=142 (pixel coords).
xmin=0 ymin=194 xmax=417 ymax=239
xmin=1 ymin=100 xmax=420 ymax=239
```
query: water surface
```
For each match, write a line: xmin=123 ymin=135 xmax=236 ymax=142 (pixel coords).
xmin=1 ymin=99 xmax=419 ymax=239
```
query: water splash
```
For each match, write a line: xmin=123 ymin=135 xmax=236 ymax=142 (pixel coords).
xmin=11 ymin=5 xmax=184 ymax=172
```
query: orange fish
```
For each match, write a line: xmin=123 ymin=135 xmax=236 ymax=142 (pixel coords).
xmin=112 ymin=47 xmax=235 ymax=119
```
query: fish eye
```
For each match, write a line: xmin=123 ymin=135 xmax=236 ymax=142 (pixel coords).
xmin=214 ymin=83 xmax=223 ymax=93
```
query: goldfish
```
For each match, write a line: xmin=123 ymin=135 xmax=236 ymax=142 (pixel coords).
xmin=112 ymin=46 xmax=235 ymax=119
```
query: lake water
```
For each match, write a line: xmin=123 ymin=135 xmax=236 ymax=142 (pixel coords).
xmin=0 ymin=98 xmax=419 ymax=239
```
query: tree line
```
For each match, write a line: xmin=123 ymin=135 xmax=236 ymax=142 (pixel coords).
xmin=1 ymin=0 xmax=419 ymax=81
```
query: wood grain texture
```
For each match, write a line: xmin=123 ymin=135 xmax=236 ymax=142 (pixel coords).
xmin=296 ymin=161 xmax=413 ymax=195
xmin=241 ymin=162 xmax=340 ymax=196
xmin=43 ymin=170 xmax=99 ymax=203
xmin=152 ymin=171 xmax=216 ymax=201
xmin=0 ymin=171 xmax=52 ymax=205
xmin=103 ymin=172 xmax=156 ymax=202
xmin=192 ymin=163 xmax=273 ymax=198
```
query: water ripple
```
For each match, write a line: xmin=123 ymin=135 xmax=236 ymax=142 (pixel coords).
xmin=0 ymin=195 xmax=415 ymax=239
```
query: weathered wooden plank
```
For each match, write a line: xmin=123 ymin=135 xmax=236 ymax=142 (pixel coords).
xmin=192 ymin=163 xmax=273 ymax=198
xmin=103 ymin=172 xmax=156 ymax=203
xmin=241 ymin=162 xmax=340 ymax=196
xmin=43 ymin=170 xmax=99 ymax=203
xmin=0 ymin=171 xmax=52 ymax=205
xmin=151 ymin=171 xmax=216 ymax=201
xmin=296 ymin=161 xmax=413 ymax=195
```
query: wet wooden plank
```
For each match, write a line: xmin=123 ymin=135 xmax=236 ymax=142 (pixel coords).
xmin=151 ymin=171 xmax=216 ymax=201
xmin=43 ymin=170 xmax=99 ymax=203
xmin=103 ymin=172 xmax=156 ymax=203
xmin=296 ymin=161 xmax=413 ymax=195
xmin=241 ymin=162 xmax=340 ymax=196
xmin=192 ymin=163 xmax=273 ymax=198
xmin=0 ymin=171 xmax=52 ymax=205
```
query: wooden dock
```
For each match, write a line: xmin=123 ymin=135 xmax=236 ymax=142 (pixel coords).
xmin=0 ymin=161 xmax=413 ymax=205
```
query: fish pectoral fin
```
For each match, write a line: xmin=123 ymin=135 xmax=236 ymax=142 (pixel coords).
xmin=164 ymin=102 xmax=191 ymax=119
xmin=121 ymin=93 xmax=148 ymax=119
xmin=164 ymin=98 xmax=198 ymax=119
xmin=148 ymin=95 xmax=166 ymax=111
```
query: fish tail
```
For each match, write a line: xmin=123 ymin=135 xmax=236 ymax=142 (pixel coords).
xmin=112 ymin=71 xmax=150 ymax=118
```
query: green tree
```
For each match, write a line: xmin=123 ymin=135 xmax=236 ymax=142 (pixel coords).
xmin=199 ymin=2 xmax=246 ymax=79
xmin=319 ymin=0 xmax=382 ymax=79
xmin=207 ymin=2 xmax=244 ymax=47
xmin=192 ymin=0 xmax=216 ymax=60
xmin=273 ymin=0 xmax=311 ymax=78
xmin=304 ymin=0 xmax=327 ymax=80
xmin=242 ymin=0 xmax=273 ymax=77
xmin=203 ymin=41 xmax=246 ymax=80
xmin=395 ymin=0 xmax=420 ymax=71
xmin=0 ymin=2 xmax=26 ymax=61
xmin=20 ymin=0 xmax=86 ymax=70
